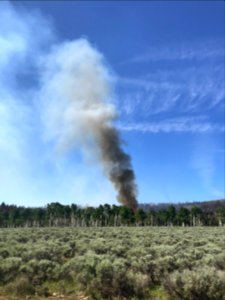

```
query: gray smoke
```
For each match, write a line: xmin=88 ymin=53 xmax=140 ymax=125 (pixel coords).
xmin=40 ymin=38 xmax=138 ymax=210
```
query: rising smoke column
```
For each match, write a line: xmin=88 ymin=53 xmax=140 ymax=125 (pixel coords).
xmin=40 ymin=39 xmax=138 ymax=210
xmin=97 ymin=126 xmax=138 ymax=211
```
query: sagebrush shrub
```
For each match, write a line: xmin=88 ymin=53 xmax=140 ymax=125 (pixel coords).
xmin=164 ymin=267 xmax=225 ymax=300
xmin=0 ymin=257 xmax=22 ymax=283
xmin=4 ymin=276 xmax=35 ymax=296
xmin=0 ymin=227 xmax=225 ymax=299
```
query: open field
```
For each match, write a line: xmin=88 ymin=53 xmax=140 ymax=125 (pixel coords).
xmin=0 ymin=227 xmax=225 ymax=300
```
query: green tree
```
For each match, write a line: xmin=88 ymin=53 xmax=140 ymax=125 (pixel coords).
xmin=135 ymin=209 xmax=146 ymax=226
xmin=191 ymin=207 xmax=203 ymax=226
xmin=176 ymin=207 xmax=190 ymax=226
xmin=216 ymin=207 xmax=225 ymax=226
xmin=119 ymin=206 xmax=135 ymax=226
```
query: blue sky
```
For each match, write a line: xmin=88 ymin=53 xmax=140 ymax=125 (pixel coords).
xmin=0 ymin=1 xmax=224 ymax=207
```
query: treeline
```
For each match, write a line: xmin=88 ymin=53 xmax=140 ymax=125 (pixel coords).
xmin=0 ymin=201 xmax=225 ymax=227
xmin=140 ymin=199 xmax=225 ymax=213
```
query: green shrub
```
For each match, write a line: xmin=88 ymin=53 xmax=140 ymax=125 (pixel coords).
xmin=0 ymin=227 xmax=225 ymax=299
xmin=0 ymin=257 xmax=22 ymax=283
xmin=214 ymin=252 xmax=225 ymax=270
xmin=164 ymin=267 xmax=225 ymax=300
xmin=0 ymin=247 xmax=10 ymax=259
xmin=4 ymin=276 xmax=35 ymax=296
xmin=20 ymin=259 xmax=59 ymax=284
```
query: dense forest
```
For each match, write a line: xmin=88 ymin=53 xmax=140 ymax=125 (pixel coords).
xmin=0 ymin=199 xmax=225 ymax=227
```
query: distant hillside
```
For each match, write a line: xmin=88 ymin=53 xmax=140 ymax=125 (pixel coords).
xmin=140 ymin=199 xmax=225 ymax=212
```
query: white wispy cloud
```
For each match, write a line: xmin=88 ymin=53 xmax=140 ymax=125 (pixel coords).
xmin=116 ymin=64 xmax=224 ymax=117
xmin=118 ymin=116 xmax=225 ymax=133
xmin=122 ymin=39 xmax=224 ymax=64
xmin=115 ymin=38 xmax=224 ymax=133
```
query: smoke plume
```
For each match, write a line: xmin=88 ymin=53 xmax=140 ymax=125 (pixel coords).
xmin=40 ymin=39 xmax=138 ymax=210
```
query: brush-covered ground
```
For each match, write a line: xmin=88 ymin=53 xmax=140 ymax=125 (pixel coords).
xmin=0 ymin=227 xmax=225 ymax=300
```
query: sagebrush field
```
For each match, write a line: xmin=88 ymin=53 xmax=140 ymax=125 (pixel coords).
xmin=0 ymin=227 xmax=225 ymax=300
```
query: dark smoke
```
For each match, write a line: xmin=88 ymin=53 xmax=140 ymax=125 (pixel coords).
xmin=97 ymin=126 xmax=138 ymax=211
